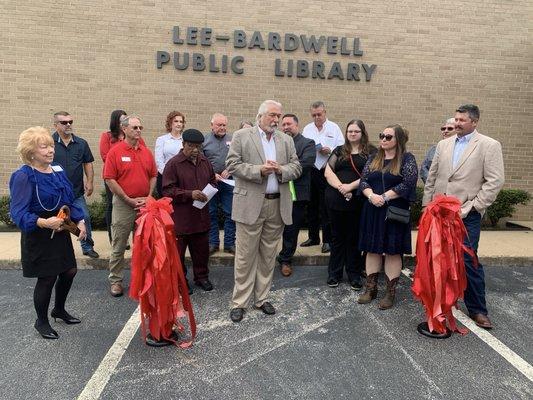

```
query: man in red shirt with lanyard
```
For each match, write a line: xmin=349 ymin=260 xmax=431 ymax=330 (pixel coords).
xmin=104 ymin=115 xmax=157 ymax=297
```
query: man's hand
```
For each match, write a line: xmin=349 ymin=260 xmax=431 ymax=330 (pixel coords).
xmin=192 ymin=190 xmax=208 ymax=202
xmin=220 ymin=169 xmax=230 ymax=179
xmin=319 ymin=146 xmax=331 ymax=156
xmin=215 ymin=173 xmax=223 ymax=181
xmin=84 ymin=181 xmax=94 ymax=197
xmin=266 ymin=160 xmax=282 ymax=175
xmin=77 ymin=221 xmax=87 ymax=241
xmin=260 ymin=164 xmax=276 ymax=176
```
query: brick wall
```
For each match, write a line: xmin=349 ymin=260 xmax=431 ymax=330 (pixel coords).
xmin=1 ymin=0 xmax=532 ymax=219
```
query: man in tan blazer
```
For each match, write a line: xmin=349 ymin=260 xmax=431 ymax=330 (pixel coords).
xmin=423 ymin=104 xmax=504 ymax=329
xmin=226 ymin=100 xmax=302 ymax=322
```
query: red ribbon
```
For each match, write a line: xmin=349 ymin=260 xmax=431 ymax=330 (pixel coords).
xmin=129 ymin=196 xmax=196 ymax=348
xmin=412 ymin=195 xmax=477 ymax=335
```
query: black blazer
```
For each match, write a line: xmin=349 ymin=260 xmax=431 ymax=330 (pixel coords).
xmin=292 ymin=133 xmax=316 ymax=201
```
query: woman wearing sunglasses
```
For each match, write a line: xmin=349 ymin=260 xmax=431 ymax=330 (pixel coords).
xmin=324 ymin=119 xmax=376 ymax=290
xmin=357 ymin=125 xmax=418 ymax=309
xmin=419 ymin=118 xmax=456 ymax=184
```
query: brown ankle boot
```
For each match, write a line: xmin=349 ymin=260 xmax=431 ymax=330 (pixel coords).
xmin=378 ymin=276 xmax=399 ymax=310
xmin=358 ymin=273 xmax=378 ymax=304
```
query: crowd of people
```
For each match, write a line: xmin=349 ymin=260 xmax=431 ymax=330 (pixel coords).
xmin=9 ymin=100 xmax=505 ymax=340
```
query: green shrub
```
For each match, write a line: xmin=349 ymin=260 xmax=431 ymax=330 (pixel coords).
xmin=485 ymin=189 xmax=531 ymax=227
xmin=88 ymin=190 xmax=108 ymax=230
xmin=0 ymin=196 xmax=15 ymax=227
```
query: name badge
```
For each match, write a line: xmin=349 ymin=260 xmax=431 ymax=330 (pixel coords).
xmin=121 ymin=156 xmax=131 ymax=162
xmin=51 ymin=165 xmax=64 ymax=172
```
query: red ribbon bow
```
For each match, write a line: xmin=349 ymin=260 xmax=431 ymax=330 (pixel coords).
xmin=129 ymin=196 xmax=196 ymax=348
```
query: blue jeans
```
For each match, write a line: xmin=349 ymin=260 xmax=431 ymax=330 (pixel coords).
xmin=73 ymin=196 xmax=94 ymax=253
xmin=208 ymin=181 xmax=235 ymax=248
xmin=462 ymin=210 xmax=487 ymax=315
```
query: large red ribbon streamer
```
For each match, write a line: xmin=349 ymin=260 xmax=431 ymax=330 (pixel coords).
xmin=412 ymin=195 xmax=476 ymax=335
xmin=129 ymin=196 xmax=196 ymax=348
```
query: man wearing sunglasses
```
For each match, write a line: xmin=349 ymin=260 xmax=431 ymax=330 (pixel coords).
xmin=423 ymin=104 xmax=504 ymax=330
xmin=52 ymin=111 xmax=99 ymax=259
xmin=419 ymin=117 xmax=456 ymax=184
xmin=104 ymin=115 xmax=157 ymax=297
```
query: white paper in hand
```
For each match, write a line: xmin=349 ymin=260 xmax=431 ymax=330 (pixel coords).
xmin=193 ymin=183 xmax=218 ymax=209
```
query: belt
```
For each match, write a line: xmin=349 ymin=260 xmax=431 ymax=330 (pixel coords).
xmin=264 ymin=193 xmax=280 ymax=199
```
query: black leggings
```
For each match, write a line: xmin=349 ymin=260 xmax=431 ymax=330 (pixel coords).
xmin=33 ymin=268 xmax=77 ymax=323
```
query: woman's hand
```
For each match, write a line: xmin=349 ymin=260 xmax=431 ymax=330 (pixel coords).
xmin=337 ymin=183 xmax=351 ymax=196
xmin=370 ymin=194 xmax=385 ymax=207
xmin=77 ymin=221 xmax=87 ymax=241
xmin=46 ymin=216 xmax=64 ymax=231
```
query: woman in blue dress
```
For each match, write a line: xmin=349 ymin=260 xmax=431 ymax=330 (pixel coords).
xmin=10 ymin=127 xmax=87 ymax=339
xmin=358 ymin=125 xmax=418 ymax=309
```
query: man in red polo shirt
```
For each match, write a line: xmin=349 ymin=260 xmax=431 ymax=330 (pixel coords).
xmin=104 ymin=115 xmax=157 ymax=297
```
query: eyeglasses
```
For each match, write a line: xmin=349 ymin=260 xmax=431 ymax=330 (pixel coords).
xmin=58 ymin=120 xmax=73 ymax=126
xmin=441 ymin=126 xmax=455 ymax=132
xmin=131 ymin=126 xmax=144 ymax=131
xmin=379 ymin=133 xmax=394 ymax=141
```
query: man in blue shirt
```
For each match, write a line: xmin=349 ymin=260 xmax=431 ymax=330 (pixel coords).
xmin=52 ymin=111 xmax=99 ymax=258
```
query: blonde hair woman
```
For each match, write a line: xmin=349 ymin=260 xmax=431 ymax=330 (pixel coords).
xmin=10 ymin=127 xmax=86 ymax=339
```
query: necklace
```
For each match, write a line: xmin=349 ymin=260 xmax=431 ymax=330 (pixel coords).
xmin=32 ymin=167 xmax=61 ymax=212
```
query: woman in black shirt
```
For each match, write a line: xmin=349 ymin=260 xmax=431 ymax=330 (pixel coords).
xmin=324 ymin=119 xmax=374 ymax=289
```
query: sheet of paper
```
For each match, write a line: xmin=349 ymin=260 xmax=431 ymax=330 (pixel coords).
xmin=192 ymin=183 xmax=219 ymax=209
xmin=221 ymin=178 xmax=235 ymax=187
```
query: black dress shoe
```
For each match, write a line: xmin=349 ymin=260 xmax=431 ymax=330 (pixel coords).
xmin=34 ymin=320 xmax=59 ymax=339
xmin=223 ymin=246 xmax=236 ymax=255
xmin=321 ymin=243 xmax=331 ymax=253
xmin=209 ymin=245 xmax=219 ymax=255
xmin=83 ymin=249 xmax=100 ymax=259
xmin=230 ymin=308 xmax=245 ymax=322
xmin=145 ymin=333 xmax=172 ymax=347
xmin=195 ymin=280 xmax=213 ymax=291
xmin=255 ymin=301 xmax=276 ymax=315
xmin=327 ymin=278 xmax=339 ymax=288
xmin=350 ymin=278 xmax=363 ymax=291
xmin=300 ymin=239 xmax=320 ymax=247
xmin=51 ymin=309 xmax=81 ymax=324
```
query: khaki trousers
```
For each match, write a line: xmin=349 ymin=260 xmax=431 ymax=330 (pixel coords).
xmin=108 ymin=197 xmax=136 ymax=284
xmin=231 ymin=198 xmax=284 ymax=308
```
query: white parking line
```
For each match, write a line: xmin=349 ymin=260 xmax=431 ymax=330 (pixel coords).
xmin=77 ymin=306 xmax=140 ymax=400
xmin=401 ymin=268 xmax=533 ymax=383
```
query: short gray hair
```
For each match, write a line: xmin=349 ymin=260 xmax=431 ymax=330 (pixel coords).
xmin=444 ymin=117 xmax=455 ymax=125
xmin=211 ymin=113 xmax=227 ymax=124
xmin=256 ymin=100 xmax=282 ymax=122
xmin=121 ymin=115 xmax=141 ymax=127
xmin=310 ymin=101 xmax=325 ymax=110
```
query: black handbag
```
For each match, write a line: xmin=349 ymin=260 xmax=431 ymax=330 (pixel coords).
xmin=382 ymin=172 xmax=410 ymax=224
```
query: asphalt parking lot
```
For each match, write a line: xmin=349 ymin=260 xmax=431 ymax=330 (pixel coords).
xmin=0 ymin=265 xmax=531 ymax=400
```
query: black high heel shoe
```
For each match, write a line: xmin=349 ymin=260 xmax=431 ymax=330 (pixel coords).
xmin=51 ymin=309 xmax=81 ymax=325
xmin=34 ymin=320 xmax=59 ymax=339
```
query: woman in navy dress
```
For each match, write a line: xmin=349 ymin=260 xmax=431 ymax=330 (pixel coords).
xmin=10 ymin=127 xmax=86 ymax=339
xmin=358 ymin=125 xmax=417 ymax=309
xmin=324 ymin=119 xmax=375 ymax=290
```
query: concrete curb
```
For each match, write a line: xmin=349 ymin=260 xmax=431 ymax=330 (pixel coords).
xmin=1 ymin=255 xmax=531 ymax=270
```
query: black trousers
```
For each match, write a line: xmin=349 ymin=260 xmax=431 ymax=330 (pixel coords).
xmin=277 ymin=201 xmax=307 ymax=265
xmin=327 ymin=207 xmax=364 ymax=281
xmin=307 ymin=168 xmax=331 ymax=243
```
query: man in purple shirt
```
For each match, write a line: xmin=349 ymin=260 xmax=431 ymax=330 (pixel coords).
xmin=162 ymin=129 xmax=217 ymax=292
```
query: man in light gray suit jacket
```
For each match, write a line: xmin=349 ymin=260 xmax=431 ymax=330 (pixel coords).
xmin=226 ymin=100 xmax=302 ymax=322
xmin=423 ymin=104 xmax=504 ymax=330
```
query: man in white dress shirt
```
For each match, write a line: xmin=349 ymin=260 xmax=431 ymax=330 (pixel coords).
xmin=301 ymin=101 xmax=344 ymax=253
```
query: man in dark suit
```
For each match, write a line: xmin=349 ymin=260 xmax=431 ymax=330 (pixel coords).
xmin=276 ymin=114 xmax=316 ymax=276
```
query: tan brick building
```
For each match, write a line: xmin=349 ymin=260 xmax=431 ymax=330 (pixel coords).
xmin=1 ymin=0 xmax=532 ymax=219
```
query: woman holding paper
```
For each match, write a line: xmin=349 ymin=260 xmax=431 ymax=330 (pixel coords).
xmin=324 ymin=119 xmax=375 ymax=290
xmin=162 ymin=129 xmax=217 ymax=292
xmin=9 ymin=127 xmax=86 ymax=339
